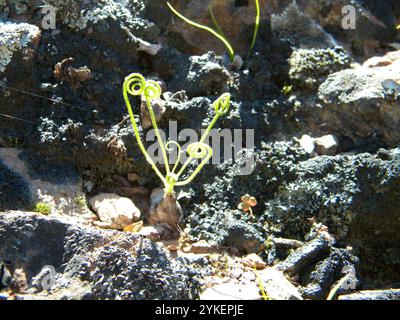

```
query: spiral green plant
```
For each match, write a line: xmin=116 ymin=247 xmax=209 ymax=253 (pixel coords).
xmin=123 ymin=73 xmax=231 ymax=195
xmin=167 ymin=0 xmax=260 ymax=63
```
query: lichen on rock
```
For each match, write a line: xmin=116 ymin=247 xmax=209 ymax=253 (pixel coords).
xmin=0 ymin=21 xmax=40 ymax=74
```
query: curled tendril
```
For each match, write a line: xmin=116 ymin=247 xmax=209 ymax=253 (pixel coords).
xmin=123 ymin=72 xmax=231 ymax=195
xmin=214 ymin=93 xmax=231 ymax=115
xmin=144 ymin=80 xmax=162 ymax=100
xmin=125 ymin=73 xmax=146 ymax=96
xmin=187 ymin=142 xmax=211 ymax=159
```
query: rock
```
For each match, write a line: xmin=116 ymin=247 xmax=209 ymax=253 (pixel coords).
xmin=289 ymin=47 xmax=351 ymax=91
xmin=316 ymin=64 xmax=400 ymax=146
xmin=114 ymin=186 xmax=150 ymax=217
xmin=89 ymin=193 xmax=141 ymax=229
xmin=165 ymin=0 xmax=267 ymax=57
xmin=0 ymin=212 xmax=203 ymax=299
xmin=138 ymin=225 xmax=164 ymax=241
xmin=45 ymin=0 xmax=158 ymax=41
xmin=10 ymin=268 xmax=28 ymax=294
xmin=364 ymin=50 xmax=400 ymax=69
xmin=0 ymin=20 xmax=41 ymax=137
xmin=185 ymin=52 xmax=231 ymax=97
xmin=241 ymin=254 xmax=267 ymax=270
xmin=200 ymin=282 xmax=261 ymax=300
xmin=314 ymin=135 xmax=339 ymax=156
xmin=186 ymin=142 xmax=308 ymax=252
xmin=269 ymin=0 xmax=399 ymax=57
xmin=300 ymin=248 xmax=358 ymax=300
xmin=167 ymin=244 xmax=179 ymax=252
xmin=0 ymin=149 xmax=91 ymax=223
xmin=338 ymin=289 xmax=400 ymax=300
xmin=0 ymin=261 xmax=11 ymax=291
xmin=265 ymin=148 xmax=400 ymax=285
xmin=140 ymin=97 xmax=166 ymax=129
xmin=127 ymin=173 xmax=139 ymax=183
xmin=297 ymin=134 xmax=315 ymax=154
xmin=277 ymin=237 xmax=331 ymax=275
xmin=0 ymin=20 xmax=40 ymax=74
xmin=258 ymin=268 xmax=303 ymax=300
xmin=138 ymin=225 xmax=178 ymax=241
xmin=271 ymin=2 xmax=337 ymax=49
xmin=186 ymin=240 xmax=218 ymax=254
xmin=220 ymin=216 xmax=265 ymax=254
xmin=272 ymin=238 xmax=303 ymax=249
xmin=112 ymin=174 xmax=131 ymax=187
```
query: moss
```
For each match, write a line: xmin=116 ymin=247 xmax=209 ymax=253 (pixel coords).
xmin=288 ymin=47 xmax=351 ymax=90
xmin=74 ymin=195 xmax=86 ymax=207
xmin=33 ymin=202 xmax=52 ymax=216
xmin=3 ymin=136 xmax=21 ymax=148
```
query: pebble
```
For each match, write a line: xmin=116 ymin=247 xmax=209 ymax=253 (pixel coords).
xmin=315 ymin=134 xmax=339 ymax=156
xmin=89 ymin=193 xmax=141 ymax=229
xmin=241 ymin=253 xmax=267 ymax=270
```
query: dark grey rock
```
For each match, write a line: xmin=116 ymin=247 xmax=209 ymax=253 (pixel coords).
xmin=271 ymin=2 xmax=337 ymax=49
xmin=264 ymin=148 xmax=400 ymax=285
xmin=0 ymin=148 xmax=81 ymax=211
xmin=168 ymin=52 xmax=231 ymax=98
xmin=0 ymin=261 xmax=12 ymax=291
xmin=338 ymin=289 xmax=400 ymax=300
xmin=269 ymin=0 xmax=398 ymax=57
xmin=316 ymin=68 xmax=400 ymax=147
xmin=277 ymin=237 xmax=331 ymax=275
xmin=0 ymin=212 xmax=204 ymax=299
xmin=300 ymin=248 xmax=358 ymax=300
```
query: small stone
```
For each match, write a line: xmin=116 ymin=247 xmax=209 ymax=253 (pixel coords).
xmin=89 ymin=193 xmax=141 ymax=229
xmin=127 ymin=173 xmax=139 ymax=183
xmin=315 ymin=134 xmax=339 ymax=156
xmin=10 ymin=268 xmax=28 ymax=294
xmin=169 ymin=90 xmax=188 ymax=102
xmin=241 ymin=253 xmax=267 ymax=270
xmin=298 ymin=134 xmax=315 ymax=154
xmin=138 ymin=225 xmax=163 ymax=241
xmin=140 ymin=98 xmax=166 ymax=129
xmin=163 ymin=91 xmax=173 ymax=101
xmin=363 ymin=56 xmax=392 ymax=68
xmin=167 ymin=244 xmax=179 ymax=251
xmin=272 ymin=237 xmax=303 ymax=249
xmin=137 ymin=41 xmax=162 ymax=56
xmin=188 ymin=240 xmax=218 ymax=254
xmin=199 ymin=282 xmax=261 ymax=300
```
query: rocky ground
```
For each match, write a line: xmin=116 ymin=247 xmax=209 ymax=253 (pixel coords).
xmin=0 ymin=0 xmax=400 ymax=300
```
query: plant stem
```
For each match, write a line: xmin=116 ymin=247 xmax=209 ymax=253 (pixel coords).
xmin=167 ymin=2 xmax=235 ymax=61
